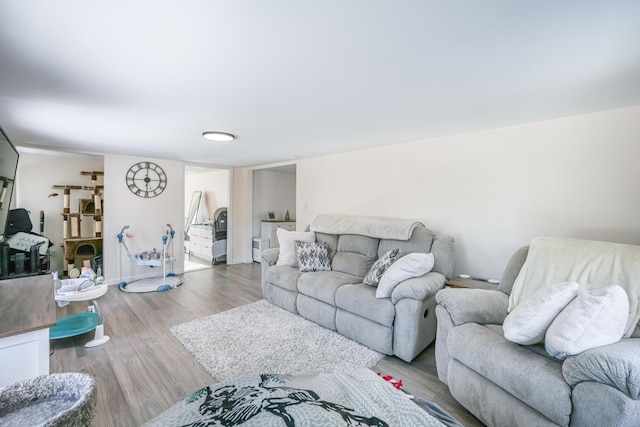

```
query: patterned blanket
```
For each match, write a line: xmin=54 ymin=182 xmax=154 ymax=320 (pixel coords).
xmin=144 ymin=369 xmax=446 ymax=426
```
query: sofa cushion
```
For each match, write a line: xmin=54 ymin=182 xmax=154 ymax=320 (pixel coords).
xmin=297 ymin=271 xmax=363 ymax=305
xmin=337 ymin=234 xmax=380 ymax=258
xmin=332 ymin=252 xmax=375 ymax=278
xmin=330 ymin=235 xmax=379 ymax=277
xmin=363 ymin=248 xmax=400 ymax=286
xmin=265 ymin=265 xmax=304 ymax=292
xmin=503 ymin=281 xmax=579 ymax=345
xmin=315 ymin=233 xmax=338 ymax=261
xmin=378 ymin=227 xmax=433 ymax=258
xmin=545 ymin=284 xmax=629 ymax=359
xmin=335 ymin=284 xmax=395 ymax=327
xmin=296 ymin=241 xmax=331 ymax=272
xmin=447 ymin=360 xmax=562 ymax=427
xmin=448 ymin=323 xmax=571 ymax=426
xmin=297 ymin=294 xmax=337 ymax=330
xmin=336 ymin=309 xmax=393 ymax=355
xmin=264 ymin=282 xmax=298 ymax=314
xmin=276 ymin=229 xmax=315 ymax=267
xmin=377 ymin=253 xmax=434 ymax=298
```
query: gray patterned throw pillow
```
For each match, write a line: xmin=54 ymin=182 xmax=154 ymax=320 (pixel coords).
xmin=363 ymin=248 xmax=400 ymax=286
xmin=295 ymin=241 xmax=332 ymax=272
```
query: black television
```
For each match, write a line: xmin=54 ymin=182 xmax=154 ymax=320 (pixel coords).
xmin=0 ymin=125 xmax=19 ymax=240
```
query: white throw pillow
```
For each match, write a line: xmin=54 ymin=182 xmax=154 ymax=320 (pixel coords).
xmin=503 ymin=281 xmax=579 ymax=345
xmin=276 ymin=229 xmax=315 ymax=267
xmin=376 ymin=252 xmax=434 ymax=298
xmin=545 ymin=284 xmax=629 ymax=360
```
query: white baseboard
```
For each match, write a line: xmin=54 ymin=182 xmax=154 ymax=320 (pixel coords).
xmin=231 ymin=258 xmax=254 ymax=264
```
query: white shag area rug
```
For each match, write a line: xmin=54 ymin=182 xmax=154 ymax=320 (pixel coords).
xmin=170 ymin=299 xmax=385 ymax=381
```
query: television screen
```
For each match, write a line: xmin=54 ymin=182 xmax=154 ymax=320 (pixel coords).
xmin=0 ymin=126 xmax=19 ymax=239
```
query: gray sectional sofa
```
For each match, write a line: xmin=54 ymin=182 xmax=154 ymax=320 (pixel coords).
xmin=260 ymin=215 xmax=455 ymax=362
xmin=435 ymin=238 xmax=640 ymax=427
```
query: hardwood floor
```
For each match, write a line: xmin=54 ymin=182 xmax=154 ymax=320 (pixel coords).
xmin=50 ymin=263 xmax=483 ymax=426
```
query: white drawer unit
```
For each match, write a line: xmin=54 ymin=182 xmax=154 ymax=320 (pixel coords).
xmin=188 ymin=224 xmax=213 ymax=261
xmin=261 ymin=221 xmax=295 ymax=248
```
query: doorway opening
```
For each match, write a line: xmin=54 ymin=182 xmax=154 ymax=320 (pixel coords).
xmin=184 ymin=165 xmax=230 ymax=272
xmin=251 ymin=164 xmax=296 ymax=262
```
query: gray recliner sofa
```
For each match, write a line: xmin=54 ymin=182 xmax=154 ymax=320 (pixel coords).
xmin=435 ymin=239 xmax=640 ymax=427
xmin=261 ymin=216 xmax=455 ymax=362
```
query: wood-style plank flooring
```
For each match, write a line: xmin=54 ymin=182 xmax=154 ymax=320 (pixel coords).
xmin=50 ymin=262 xmax=484 ymax=426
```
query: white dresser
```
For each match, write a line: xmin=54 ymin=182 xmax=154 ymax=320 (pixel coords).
xmin=261 ymin=221 xmax=296 ymax=248
xmin=188 ymin=224 xmax=213 ymax=261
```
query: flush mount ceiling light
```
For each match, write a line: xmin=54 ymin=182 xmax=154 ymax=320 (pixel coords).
xmin=202 ymin=131 xmax=236 ymax=142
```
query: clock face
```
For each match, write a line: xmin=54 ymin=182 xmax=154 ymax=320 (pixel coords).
xmin=126 ymin=162 xmax=167 ymax=198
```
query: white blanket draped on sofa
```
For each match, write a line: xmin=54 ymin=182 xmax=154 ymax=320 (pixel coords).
xmin=310 ymin=214 xmax=424 ymax=241
xmin=509 ymin=236 xmax=640 ymax=337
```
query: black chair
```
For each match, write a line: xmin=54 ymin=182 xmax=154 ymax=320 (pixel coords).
xmin=212 ymin=207 xmax=227 ymax=264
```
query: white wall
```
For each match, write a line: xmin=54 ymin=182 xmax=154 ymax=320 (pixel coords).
xmin=14 ymin=152 xmax=222 ymax=280
xmin=184 ymin=169 xmax=229 ymax=224
xmin=103 ymin=155 xmax=184 ymax=284
xmin=252 ymin=170 xmax=296 ymax=237
xmin=12 ymin=106 xmax=640 ymax=278
xmin=297 ymin=106 xmax=640 ymax=280
xmin=14 ymin=151 xmax=104 ymax=274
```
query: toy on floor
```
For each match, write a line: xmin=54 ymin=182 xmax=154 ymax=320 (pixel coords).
xmin=50 ymin=271 xmax=110 ymax=347
xmin=117 ymin=224 xmax=183 ymax=293
xmin=377 ymin=372 xmax=404 ymax=391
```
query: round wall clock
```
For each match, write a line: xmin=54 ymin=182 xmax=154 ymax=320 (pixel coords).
xmin=126 ymin=161 xmax=167 ymax=198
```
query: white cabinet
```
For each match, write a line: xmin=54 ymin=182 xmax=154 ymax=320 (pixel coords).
xmin=261 ymin=221 xmax=296 ymax=248
xmin=189 ymin=224 xmax=213 ymax=261
xmin=0 ymin=274 xmax=55 ymax=387
xmin=0 ymin=329 xmax=50 ymax=387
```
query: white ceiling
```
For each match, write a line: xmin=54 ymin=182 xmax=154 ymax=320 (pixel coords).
xmin=1 ymin=1 xmax=639 ymax=167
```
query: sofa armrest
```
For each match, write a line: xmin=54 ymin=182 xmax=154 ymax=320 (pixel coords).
xmin=261 ymin=247 xmax=279 ymax=266
xmin=260 ymin=247 xmax=280 ymax=293
xmin=391 ymin=272 xmax=445 ymax=304
xmin=563 ymin=338 xmax=640 ymax=400
xmin=435 ymin=288 xmax=509 ymax=326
